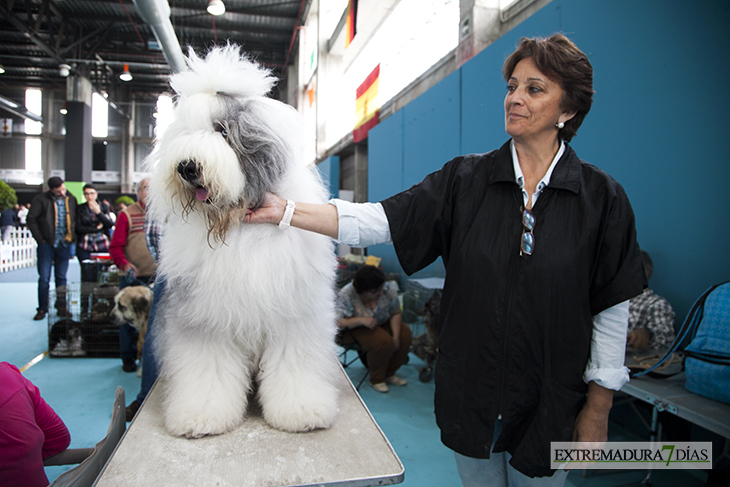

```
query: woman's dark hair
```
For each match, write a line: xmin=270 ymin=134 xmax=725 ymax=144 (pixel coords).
xmin=503 ymin=34 xmax=594 ymax=142
xmin=352 ymin=265 xmax=386 ymax=294
xmin=83 ymin=183 xmax=96 ymax=191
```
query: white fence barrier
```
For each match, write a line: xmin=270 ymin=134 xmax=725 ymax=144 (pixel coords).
xmin=0 ymin=228 xmax=37 ymax=273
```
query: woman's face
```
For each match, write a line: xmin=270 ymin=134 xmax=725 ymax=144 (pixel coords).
xmin=360 ymin=284 xmax=384 ymax=301
xmin=83 ymin=188 xmax=98 ymax=203
xmin=504 ymin=57 xmax=574 ymax=143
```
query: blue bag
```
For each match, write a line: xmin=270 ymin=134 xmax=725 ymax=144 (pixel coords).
xmin=683 ymin=281 xmax=730 ymax=404
xmin=632 ymin=281 xmax=730 ymax=404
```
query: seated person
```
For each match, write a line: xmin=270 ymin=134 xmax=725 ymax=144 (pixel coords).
xmin=627 ymin=250 xmax=676 ymax=351
xmin=0 ymin=362 xmax=71 ymax=487
xmin=336 ymin=265 xmax=412 ymax=393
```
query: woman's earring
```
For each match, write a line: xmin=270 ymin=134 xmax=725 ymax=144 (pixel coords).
xmin=556 ymin=121 xmax=565 ymax=129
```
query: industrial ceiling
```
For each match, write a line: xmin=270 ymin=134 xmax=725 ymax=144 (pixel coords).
xmin=0 ymin=0 xmax=311 ymax=99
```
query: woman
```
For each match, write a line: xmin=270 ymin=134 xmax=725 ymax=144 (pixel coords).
xmin=245 ymin=34 xmax=645 ymax=485
xmin=75 ymin=183 xmax=113 ymax=264
xmin=337 ymin=265 xmax=412 ymax=393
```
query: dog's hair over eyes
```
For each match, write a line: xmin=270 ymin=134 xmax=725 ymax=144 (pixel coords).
xmin=218 ymin=95 xmax=287 ymax=209
xmin=174 ymin=95 xmax=289 ymax=246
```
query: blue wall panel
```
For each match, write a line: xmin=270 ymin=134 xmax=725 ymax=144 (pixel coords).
xmin=317 ymin=155 xmax=339 ymax=199
xmin=367 ymin=110 xmax=405 ymax=276
xmin=368 ymin=110 xmax=405 ymax=202
xmin=460 ymin=45 xmax=507 ymax=157
xmin=402 ymin=72 xmax=462 ymax=189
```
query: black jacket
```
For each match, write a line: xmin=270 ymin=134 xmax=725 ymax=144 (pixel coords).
xmin=382 ymin=141 xmax=645 ymax=477
xmin=76 ymin=201 xmax=113 ymax=238
xmin=0 ymin=208 xmax=15 ymax=227
xmin=27 ymin=191 xmax=78 ymax=245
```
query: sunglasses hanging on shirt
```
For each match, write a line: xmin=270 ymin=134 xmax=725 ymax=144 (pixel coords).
xmin=520 ymin=208 xmax=535 ymax=256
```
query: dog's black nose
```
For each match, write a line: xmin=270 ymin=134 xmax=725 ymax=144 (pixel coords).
xmin=177 ymin=160 xmax=200 ymax=182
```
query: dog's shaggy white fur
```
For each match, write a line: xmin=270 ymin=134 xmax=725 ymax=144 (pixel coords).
xmin=145 ymin=45 xmax=339 ymax=438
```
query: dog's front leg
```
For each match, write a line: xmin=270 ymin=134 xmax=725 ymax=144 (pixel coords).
xmin=161 ymin=331 xmax=252 ymax=438
xmin=257 ymin=333 xmax=339 ymax=433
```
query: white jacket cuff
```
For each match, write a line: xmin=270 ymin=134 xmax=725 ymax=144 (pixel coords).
xmin=329 ymin=199 xmax=391 ymax=247
xmin=583 ymin=300 xmax=631 ymax=391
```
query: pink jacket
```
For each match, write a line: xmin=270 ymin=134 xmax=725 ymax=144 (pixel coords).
xmin=0 ymin=362 xmax=71 ymax=487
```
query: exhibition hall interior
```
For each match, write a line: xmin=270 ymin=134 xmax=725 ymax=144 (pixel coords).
xmin=1 ymin=1 xmax=728 ymax=486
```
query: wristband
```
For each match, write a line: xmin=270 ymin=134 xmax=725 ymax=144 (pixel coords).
xmin=278 ymin=200 xmax=296 ymax=229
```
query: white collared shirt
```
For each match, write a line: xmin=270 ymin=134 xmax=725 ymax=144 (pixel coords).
xmin=511 ymin=139 xmax=565 ymax=209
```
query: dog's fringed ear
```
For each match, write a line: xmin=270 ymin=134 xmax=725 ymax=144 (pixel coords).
xmin=132 ymin=296 xmax=152 ymax=314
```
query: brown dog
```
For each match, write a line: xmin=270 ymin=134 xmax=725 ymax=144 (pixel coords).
xmin=110 ymin=285 xmax=154 ymax=369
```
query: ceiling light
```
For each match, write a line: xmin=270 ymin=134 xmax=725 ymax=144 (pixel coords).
xmin=59 ymin=64 xmax=71 ymax=77
xmin=60 ymin=102 xmax=67 ymax=115
xmin=207 ymin=0 xmax=225 ymax=16
xmin=119 ymin=64 xmax=133 ymax=82
xmin=0 ymin=63 xmax=5 ymax=75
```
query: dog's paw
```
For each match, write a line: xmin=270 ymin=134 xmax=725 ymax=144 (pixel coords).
xmin=260 ymin=386 xmax=338 ymax=433
xmin=264 ymin=406 xmax=337 ymax=433
xmin=165 ymin=411 xmax=242 ymax=439
xmin=163 ymin=393 xmax=246 ymax=438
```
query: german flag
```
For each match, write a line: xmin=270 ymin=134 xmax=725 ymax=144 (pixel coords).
xmin=353 ymin=64 xmax=379 ymax=143
xmin=345 ymin=0 xmax=357 ymax=48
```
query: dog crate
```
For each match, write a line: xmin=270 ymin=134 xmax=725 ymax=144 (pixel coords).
xmin=403 ymin=278 xmax=444 ymax=383
xmin=402 ymin=279 xmax=443 ymax=326
xmin=48 ymin=282 xmax=120 ymax=358
xmin=80 ymin=254 xmax=119 ymax=285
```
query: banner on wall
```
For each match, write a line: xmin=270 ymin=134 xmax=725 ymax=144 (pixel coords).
xmin=353 ymin=64 xmax=379 ymax=143
xmin=345 ymin=0 xmax=358 ymax=48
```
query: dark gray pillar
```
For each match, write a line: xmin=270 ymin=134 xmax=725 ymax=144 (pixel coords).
xmin=353 ymin=143 xmax=368 ymax=203
xmin=64 ymin=101 xmax=92 ymax=182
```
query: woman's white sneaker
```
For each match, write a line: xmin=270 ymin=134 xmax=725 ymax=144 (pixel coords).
xmin=385 ymin=375 xmax=407 ymax=386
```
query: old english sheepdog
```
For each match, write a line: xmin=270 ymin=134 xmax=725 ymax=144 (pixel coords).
xmin=145 ymin=45 xmax=339 ymax=438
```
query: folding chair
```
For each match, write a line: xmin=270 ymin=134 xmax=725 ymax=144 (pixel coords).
xmin=45 ymin=386 xmax=126 ymax=487
xmin=337 ymin=331 xmax=370 ymax=390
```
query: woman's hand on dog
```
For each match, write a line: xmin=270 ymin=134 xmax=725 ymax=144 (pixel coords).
xmin=243 ymin=192 xmax=286 ymax=225
xmin=243 ymin=192 xmax=340 ymax=240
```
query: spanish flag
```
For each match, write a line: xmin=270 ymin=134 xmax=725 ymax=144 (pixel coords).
xmin=345 ymin=0 xmax=357 ymax=48
xmin=353 ymin=64 xmax=379 ymax=143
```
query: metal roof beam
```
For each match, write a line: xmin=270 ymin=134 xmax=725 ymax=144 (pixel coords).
xmin=59 ymin=24 xmax=109 ymax=55
xmin=0 ymin=2 xmax=65 ymax=63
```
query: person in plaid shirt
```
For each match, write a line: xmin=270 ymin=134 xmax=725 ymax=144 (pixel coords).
xmin=627 ymin=250 xmax=676 ymax=350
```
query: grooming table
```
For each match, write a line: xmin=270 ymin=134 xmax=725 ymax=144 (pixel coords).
xmin=615 ymin=353 xmax=730 ymax=484
xmin=94 ymin=361 xmax=405 ymax=487
xmin=622 ymin=350 xmax=730 ymax=439
xmin=621 ymin=372 xmax=730 ymax=440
